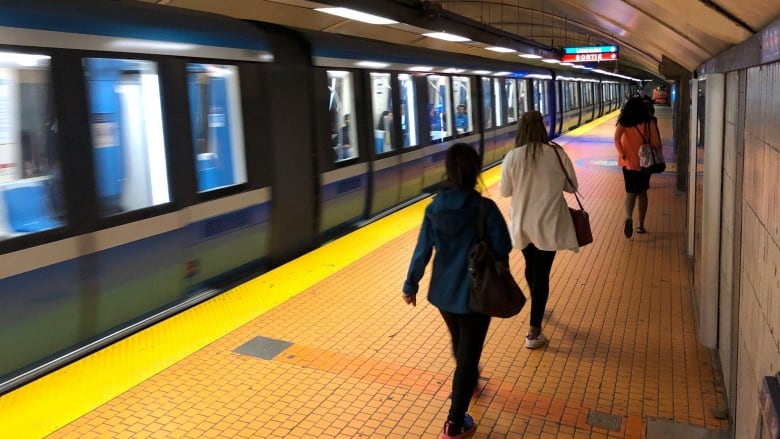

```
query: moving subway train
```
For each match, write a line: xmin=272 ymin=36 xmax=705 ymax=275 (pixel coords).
xmin=0 ymin=0 xmax=633 ymax=393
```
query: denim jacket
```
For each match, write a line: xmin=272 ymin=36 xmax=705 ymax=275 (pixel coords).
xmin=403 ymin=187 xmax=512 ymax=314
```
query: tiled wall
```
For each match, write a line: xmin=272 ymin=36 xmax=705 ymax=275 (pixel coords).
xmin=735 ymin=61 xmax=780 ymax=438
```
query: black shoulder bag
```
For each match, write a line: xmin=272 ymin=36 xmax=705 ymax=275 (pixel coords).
xmin=467 ymin=197 xmax=526 ymax=318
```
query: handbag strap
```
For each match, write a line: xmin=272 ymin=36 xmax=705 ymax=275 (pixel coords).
xmin=551 ymin=143 xmax=585 ymax=212
xmin=475 ymin=196 xmax=486 ymax=240
xmin=634 ymin=122 xmax=650 ymax=144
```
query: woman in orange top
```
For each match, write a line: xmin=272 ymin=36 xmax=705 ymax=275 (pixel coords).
xmin=614 ymin=97 xmax=662 ymax=237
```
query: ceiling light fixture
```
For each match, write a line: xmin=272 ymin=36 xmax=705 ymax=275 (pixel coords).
xmin=423 ymin=32 xmax=471 ymax=42
xmin=518 ymin=53 xmax=542 ymax=59
xmin=315 ymin=7 xmax=398 ymax=25
xmin=485 ymin=46 xmax=516 ymax=53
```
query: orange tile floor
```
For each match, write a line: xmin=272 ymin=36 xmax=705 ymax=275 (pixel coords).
xmin=48 ymin=108 xmax=728 ymax=438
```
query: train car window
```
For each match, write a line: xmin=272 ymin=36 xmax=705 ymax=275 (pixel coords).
xmin=582 ymin=83 xmax=594 ymax=107
xmin=398 ymin=73 xmax=418 ymax=148
xmin=532 ymin=79 xmax=548 ymax=115
xmin=504 ymin=78 xmax=518 ymax=124
xmin=186 ymin=63 xmax=247 ymax=191
xmin=0 ymin=51 xmax=63 ymax=239
xmin=370 ymin=72 xmax=395 ymax=154
xmin=84 ymin=58 xmax=170 ymax=216
xmin=327 ymin=70 xmax=359 ymax=161
xmin=481 ymin=77 xmax=493 ymax=129
xmin=426 ymin=75 xmax=452 ymax=143
xmin=492 ymin=79 xmax=504 ymax=127
xmin=452 ymin=76 xmax=472 ymax=135
xmin=518 ymin=80 xmax=529 ymax=115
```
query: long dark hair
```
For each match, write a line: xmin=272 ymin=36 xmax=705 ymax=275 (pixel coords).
xmin=617 ymin=97 xmax=651 ymax=127
xmin=515 ymin=110 xmax=551 ymax=163
xmin=444 ymin=142 xmax=482 ymax=190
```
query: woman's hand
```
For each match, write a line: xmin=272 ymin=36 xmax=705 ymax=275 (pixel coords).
xmin=402 ymin=293 xmax=416 ymax=307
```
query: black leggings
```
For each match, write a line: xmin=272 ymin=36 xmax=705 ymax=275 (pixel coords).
xmin=440 ymin=310 xmax=491 ymax=424
xmin=521 ymin=243 xmax=557 ymax=328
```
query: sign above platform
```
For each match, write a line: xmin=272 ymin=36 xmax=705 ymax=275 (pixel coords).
xmin=561 ymin=45 xmax=619 ymax=62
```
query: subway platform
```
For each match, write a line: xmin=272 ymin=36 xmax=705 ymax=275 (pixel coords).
xmin=1 ymin=107 xmax=730 ymax=438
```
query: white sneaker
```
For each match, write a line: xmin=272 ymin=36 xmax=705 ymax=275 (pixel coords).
xmin=525 ymin=332 xmax=547 ymax=349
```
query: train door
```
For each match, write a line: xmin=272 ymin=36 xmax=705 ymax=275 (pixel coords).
xmin=0 ymin=49 xmax=74 ymax=382
xmin=480 ymin=77 xmax=498 ymax=163
xmin=315 ymin=68 xmax=369 ymax=238
xmin=83 ymin=57 xmax=181 ymax=335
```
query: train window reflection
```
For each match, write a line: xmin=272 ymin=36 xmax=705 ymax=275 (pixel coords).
xmin=398 ymin=74 xmax=417 ymax=148
xmin=187 ymin=63 xmax=247 ymax=192
xmin=493 ymin=78 xmax=503 ymax=127
xmin=505 ymin=78 xmax=517 ymax=124
xmin=0 ymin=51 xmax=63 ymax=238
xmin=327 ymin=70 xmax=359 ymax=162
xmin=84 ymin=58 xmax=169 ymax=216
xmin=452 ymin=76 xmax=472 ymax=135
xmin=370 ymin=72 xmax=395 ymax=154
xmin=426 ymin=75 xmax=452 ymax=143
xmin=481 ymin=78 xmax=493 ymax=129
xmin=518 ymin=80 xmax=528 ymax=115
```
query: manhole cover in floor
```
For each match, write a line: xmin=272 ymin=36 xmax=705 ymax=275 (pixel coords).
xmin=234 ymin=336 xmax=292 ymax=360
xmin=587 ymin=410 xmax=622 ymax=431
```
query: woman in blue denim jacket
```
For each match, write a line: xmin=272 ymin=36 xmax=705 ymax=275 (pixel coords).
xmin=402 ymin=142 xmax=512 ymax=439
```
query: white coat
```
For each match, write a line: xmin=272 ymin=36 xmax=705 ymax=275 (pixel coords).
xmin=499 ymin=142 xmax=580 ymax=253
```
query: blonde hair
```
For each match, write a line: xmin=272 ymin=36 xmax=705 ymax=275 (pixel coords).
xmin=514 ymin=110 xmax=550 ymax=162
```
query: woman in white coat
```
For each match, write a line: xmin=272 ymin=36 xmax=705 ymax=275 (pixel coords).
xmin=499 ymin=111 xmax=579 ymax=349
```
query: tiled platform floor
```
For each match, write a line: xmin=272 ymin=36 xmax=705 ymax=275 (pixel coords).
xmin=47 ymin=108 xmax=729 ymax=438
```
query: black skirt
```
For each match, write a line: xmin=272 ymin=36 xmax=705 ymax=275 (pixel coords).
xmin=622 ymin=168 xmax=650 ymax=193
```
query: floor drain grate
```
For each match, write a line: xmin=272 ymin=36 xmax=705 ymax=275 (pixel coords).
xmin=587 ymin=410 xmax=622 ymax=431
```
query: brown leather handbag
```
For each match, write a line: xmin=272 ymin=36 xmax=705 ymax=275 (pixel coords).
xmin=553 ymin=146 xmax=593 ymax=247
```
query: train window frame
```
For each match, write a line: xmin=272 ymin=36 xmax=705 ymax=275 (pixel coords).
xmin=82 ymin=56 xmax=171 ymax=218
xmin=186 ymin=62 xmax=248 ymax=193
xmin=326 ymin=70 xmax=360 ymax=162
xmin=492 ymin=78 xmax=504 ymax=127
xmin=451 ymin=75 xmax=473 ymax=135
xmin=518 ymin=79 xmax=529 ymax=116
xmin=425 ymin=74 xmax=453 ymax=143
xmin=504 ymin=78 xmax=518 ymax=124
xmin=369 ymin=71 xmax=396 ymax=156
xmin=0 ymin=49 xmax=64 ymax=241
xmin=398 ymin=73 xmax=418 ymax=149
xmin=481 ymin=77 xmax=494 ymax=129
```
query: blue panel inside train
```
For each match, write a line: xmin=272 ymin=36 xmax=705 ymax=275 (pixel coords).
xmin=209 ymin=76 xmax=233 ymax=187
xmin=188 ymin=65 xmax=233 ymax=191
xmin=85 ymin=58 xmax=126 ymax=213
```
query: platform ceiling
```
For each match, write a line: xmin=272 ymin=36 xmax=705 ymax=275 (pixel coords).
xmin=140 ymin=0 xmax=780 ymax=81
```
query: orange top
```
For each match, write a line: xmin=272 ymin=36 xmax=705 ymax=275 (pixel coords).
xmin=614 ymin=119 xmax=662 ymax=171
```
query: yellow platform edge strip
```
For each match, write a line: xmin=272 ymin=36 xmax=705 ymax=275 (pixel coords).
xmin=0 ymin=166 xmax=500 ymax=438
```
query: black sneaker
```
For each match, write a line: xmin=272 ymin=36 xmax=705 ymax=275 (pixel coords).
xmin=624 ymin=219 xmax=633 ymax=238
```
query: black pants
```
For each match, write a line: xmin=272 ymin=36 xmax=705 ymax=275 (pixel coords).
xmin=440 ymin=310 xmax=491 ymax=424
xmin=521 ymin=243 xmax=557 ymax=328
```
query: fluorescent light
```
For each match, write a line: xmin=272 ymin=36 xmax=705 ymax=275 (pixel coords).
xmin=0 ymin=52 xmax=50 ymax=67
xmin=423 ymin=32 xmax=471 ymax=42
xmin=443 ymin=68 xmax=465 ymax=73
xmin=315 ymin=7 xmax=398 ymax=25
xmin=518 ymin=53 xmax=542 ymax=59
xmin=109 ymin=40 xmax=196 ymax=52
xmin=560 ymin=62 xmax=574 ymax=66
xmin=408 ymin=66 xmax=433 ymax=72
xmin=355 ymin=61 xmax=390 ymax=68
xmin=485 ymin=46 xmax=516 ymax=53
xmin=541 ymin=58 xmax=560 ymax=64
xmin=493 ymin=71 xmax=511 ymax=76
xmin=472 ymin=70 xmax=491 ymax=75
